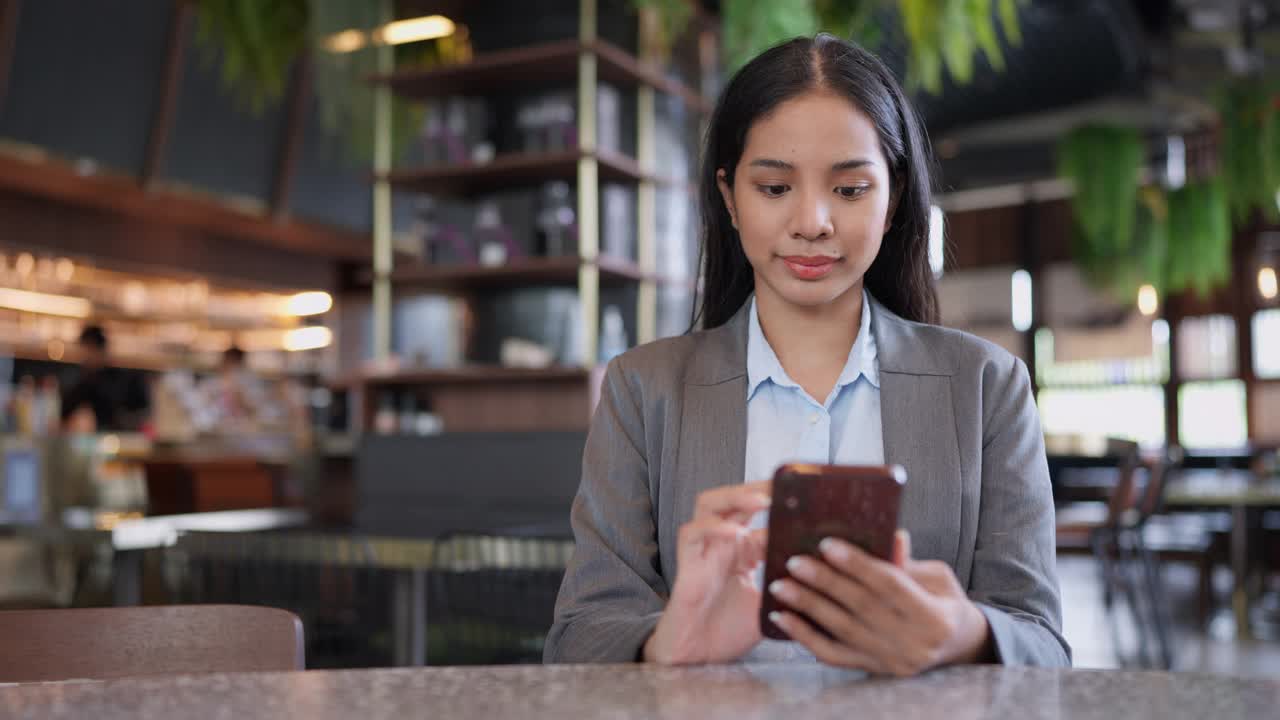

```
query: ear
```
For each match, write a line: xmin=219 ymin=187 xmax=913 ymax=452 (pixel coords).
xmin=716 ymin=168 xmax=738 ymax=229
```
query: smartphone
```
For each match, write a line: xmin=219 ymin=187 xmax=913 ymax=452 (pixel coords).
xmin=759 ymin=463 xmax=907 ymax=641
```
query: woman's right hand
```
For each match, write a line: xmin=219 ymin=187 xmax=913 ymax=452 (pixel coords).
xmin=643 ymin=481 xmax=772 ymax=664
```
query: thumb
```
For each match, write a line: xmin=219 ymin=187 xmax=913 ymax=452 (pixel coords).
xmin=893 ymin=529 xmax=912 ymax=568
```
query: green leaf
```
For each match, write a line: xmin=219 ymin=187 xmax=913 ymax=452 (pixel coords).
xmin=1218 ymin=78 xmax=1280 ymax=222
xmin=1166 ymin=178 xmax=1232 ymax=298
xmin=1057 ymin=125 xmax=1146 ymax=297
xmin=721 ymin=0 xmax=818 ymax=73
xmin=934 ymin=1 xmax=969 ymax=85
xmin=998 ymin=0 xmax=1022 ymax=46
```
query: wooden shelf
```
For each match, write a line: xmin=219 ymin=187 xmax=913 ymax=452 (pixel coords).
xmin=351 ymin=365 xmax=591 ymax=387
xmin=381 ymin=149 xmax=665 ymax=196
xmin=0 ymin=149 xmax=369 ymax=261
xmin=358 ymin=255 xmax=648 ymax=292
xmin=371 ymin=38 xmax=711 ymax=115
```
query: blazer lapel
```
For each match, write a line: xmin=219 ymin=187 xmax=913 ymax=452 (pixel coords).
xmin=671 ymin=304 xmax=751 ymax=524
xmin=871 ymin=297 xmax=964 ymax=567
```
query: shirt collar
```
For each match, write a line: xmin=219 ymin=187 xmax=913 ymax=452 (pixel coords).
xmin=746 ymin=289 xmax=880 ymax=401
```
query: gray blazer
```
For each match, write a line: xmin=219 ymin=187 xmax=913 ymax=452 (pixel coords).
xmin=544 ymin=296 xmax=1070 ymax=667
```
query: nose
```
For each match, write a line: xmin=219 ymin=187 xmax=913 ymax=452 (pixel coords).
xmin=789 ymin=189 xmax=833 ymax=242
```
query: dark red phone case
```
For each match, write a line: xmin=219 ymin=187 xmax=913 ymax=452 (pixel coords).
xmin=759 ymin=463 xmax=906 ymax=641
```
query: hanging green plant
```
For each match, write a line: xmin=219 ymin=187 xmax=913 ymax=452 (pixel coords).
xmin=899 ymin=0 xmax=1024 ymax=93
xmin=635 ymin=0 xmax=1024 ymax=90
xmin=192 ymin=0 xmax=309 ymax=113
xmin=191 ymin=0 xmax=429 ymax=164
xmin=629 ymin=0 xmax=695 ymax=59
xmin=1057 ymin=125 xmax=1145 ymax=287
xmin=305 ymin=0 xmax=425 ymax=165
xmin=718 ymin=0 xmax=820 ymax=73
xmin=1218 ymin=77 xmax=1280 ymax=223
xmin=1165 ymin=177 xmax=1232 ymax=299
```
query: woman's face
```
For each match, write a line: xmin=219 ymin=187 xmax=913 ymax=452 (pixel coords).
xmin=718 ymin=90 xmax=895 ymax=314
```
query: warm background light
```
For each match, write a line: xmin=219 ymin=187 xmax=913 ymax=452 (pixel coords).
xmin=323 ymin=29 xmax=366 ymax=53
xmin=54 ymin=258 xmax=75 ymax=283
xmin=1260 ymin=266 xmax=1278 ymax=300
xmin=0 ymin=287 xmax=92 ymax=318
xmin=377 ymin=15 xmax=455 ymax=45
xmin=324 ymin=14 xmax=455 ymax=53
xmin=283 ymin=326 xmax=333 ymax=352
xmin=284 ymin=291 xmax=333 ymax=317
xmin=1137 ymin=284 xmax=1159 ymax=316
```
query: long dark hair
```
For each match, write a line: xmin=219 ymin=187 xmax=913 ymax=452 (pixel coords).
xmin=693 ymin=34 xmax=939 ymax=329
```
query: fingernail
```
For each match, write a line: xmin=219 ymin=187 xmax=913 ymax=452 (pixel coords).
xmin=785 ymin=556 xmax=808 ymax=577
xmin=768 ymin=580 xmax=786 ymax=597
xmin=819 ymin=538 xmax=850 ymax=561
xmin=768 ymin=611 xmax=784 ymax=625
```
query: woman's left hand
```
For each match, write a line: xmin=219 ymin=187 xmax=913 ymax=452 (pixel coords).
xmin=766 ymin=531 xmax=994 ymax=677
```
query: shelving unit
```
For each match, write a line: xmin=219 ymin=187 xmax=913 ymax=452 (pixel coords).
xmin=345 ymin=0 xmax=711 ymax=433
xmin=342 ymin=364 xmax=604 ymax=433
xmin=378 ymin=148 xmax=659 ymax=196
xmin=356 ymin=255 xmax=648 ymax=292
xmin=370 ymin=37 xmax=712 ymax=115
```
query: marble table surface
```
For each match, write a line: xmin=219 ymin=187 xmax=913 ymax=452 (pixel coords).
xmin=2 ymin=663 xmax=1277 ymax=720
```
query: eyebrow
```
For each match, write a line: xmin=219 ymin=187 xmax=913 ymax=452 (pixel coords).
xmin=747 ymin=158 xmax=876 ymax=171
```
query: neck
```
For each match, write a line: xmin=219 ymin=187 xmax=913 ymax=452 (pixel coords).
xmin=755 ymin=281 xmax=864 ymax=399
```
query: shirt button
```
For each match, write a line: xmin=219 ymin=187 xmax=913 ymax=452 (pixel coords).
xmin=808 ymin=414 xmax=820 ymax=425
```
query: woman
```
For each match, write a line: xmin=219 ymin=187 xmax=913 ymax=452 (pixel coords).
xmin=545 ymin=35 xmax=1069 ymax=674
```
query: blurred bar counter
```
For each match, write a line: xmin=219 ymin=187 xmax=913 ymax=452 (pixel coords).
xmin=1 ymin=431 xmax=355 ymax=526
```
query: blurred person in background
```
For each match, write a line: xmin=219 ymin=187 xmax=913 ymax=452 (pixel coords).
xmin=205 ymin=345 xmax=258 ymax=426
xmin=60 ymin=325 xmax=149 ymax=433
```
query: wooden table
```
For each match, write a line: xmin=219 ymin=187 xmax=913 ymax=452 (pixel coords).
xmin=1165 ymin=470 xmax=1280 ymax=639
xmin=1 ymin=664 xmax=1277 ymax=720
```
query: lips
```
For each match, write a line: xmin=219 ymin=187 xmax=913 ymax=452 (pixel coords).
xmin=780 ymin=255 xmax=840 ymax=280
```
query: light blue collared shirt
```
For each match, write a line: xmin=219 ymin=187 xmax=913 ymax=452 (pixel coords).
xmin=743 ymin=289 xmax=883 ymax=662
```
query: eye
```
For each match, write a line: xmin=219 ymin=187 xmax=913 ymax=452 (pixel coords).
xmin=757 ymin=184 xmax=789 ymax=198
xmin=836 ymin=186 xmax=869 ymax=200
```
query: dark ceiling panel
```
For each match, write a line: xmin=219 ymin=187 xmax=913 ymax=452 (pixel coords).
xmin=163 ymin=23 xmax=283 ymax=203
xmin=0 ymin=0 xmax=171 ymax=173
xmin=912 ymin=0 xmax=1150 ymax=135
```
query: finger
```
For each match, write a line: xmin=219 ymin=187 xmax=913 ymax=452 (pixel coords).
xmin=785 ymin=553 xmax=915 ymax=631
xmin=817 ymin=539 xmax=933 ymax=617
xmin=893 ymin=530 xmax=911 ymax=568
xmin=766 ymin=610 xmax=882 ymax=673
xmin=693 ymin=482 xmax=772 ymax=521
xmin=768 ymin=577 xmax=901 ymax=661
xmin=679 ymin=520 xmax=764 ymax=570
xmin=738 ymin=528 xmax=768 ymax=573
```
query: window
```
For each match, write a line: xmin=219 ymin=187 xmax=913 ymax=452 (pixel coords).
xmin=1254 ymin=309 xmax=1280 ymax=379
xmin=1034 ymin=321 xmax=1170 ymax=387
xmin=1178 ymin=314 xmax=1237 ymax=380
xmin=1034 ymin=319 xmax=1170 ymax=449
xmin=1179 ymin=380 xmax=1248 ymax=450
xmin=1038 ymin=385 xmax=1166 ymax=448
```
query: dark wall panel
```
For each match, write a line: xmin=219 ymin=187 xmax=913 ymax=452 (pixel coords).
xmin=290 ymin=100 xmax=371 ymax=231
xmin=163 ymin=25 xmax=283 ymax=203
xmin=356 ymin=431 xmax=585 ymax=538
xmin=0 ymin=0 xmax=171 ymax=173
